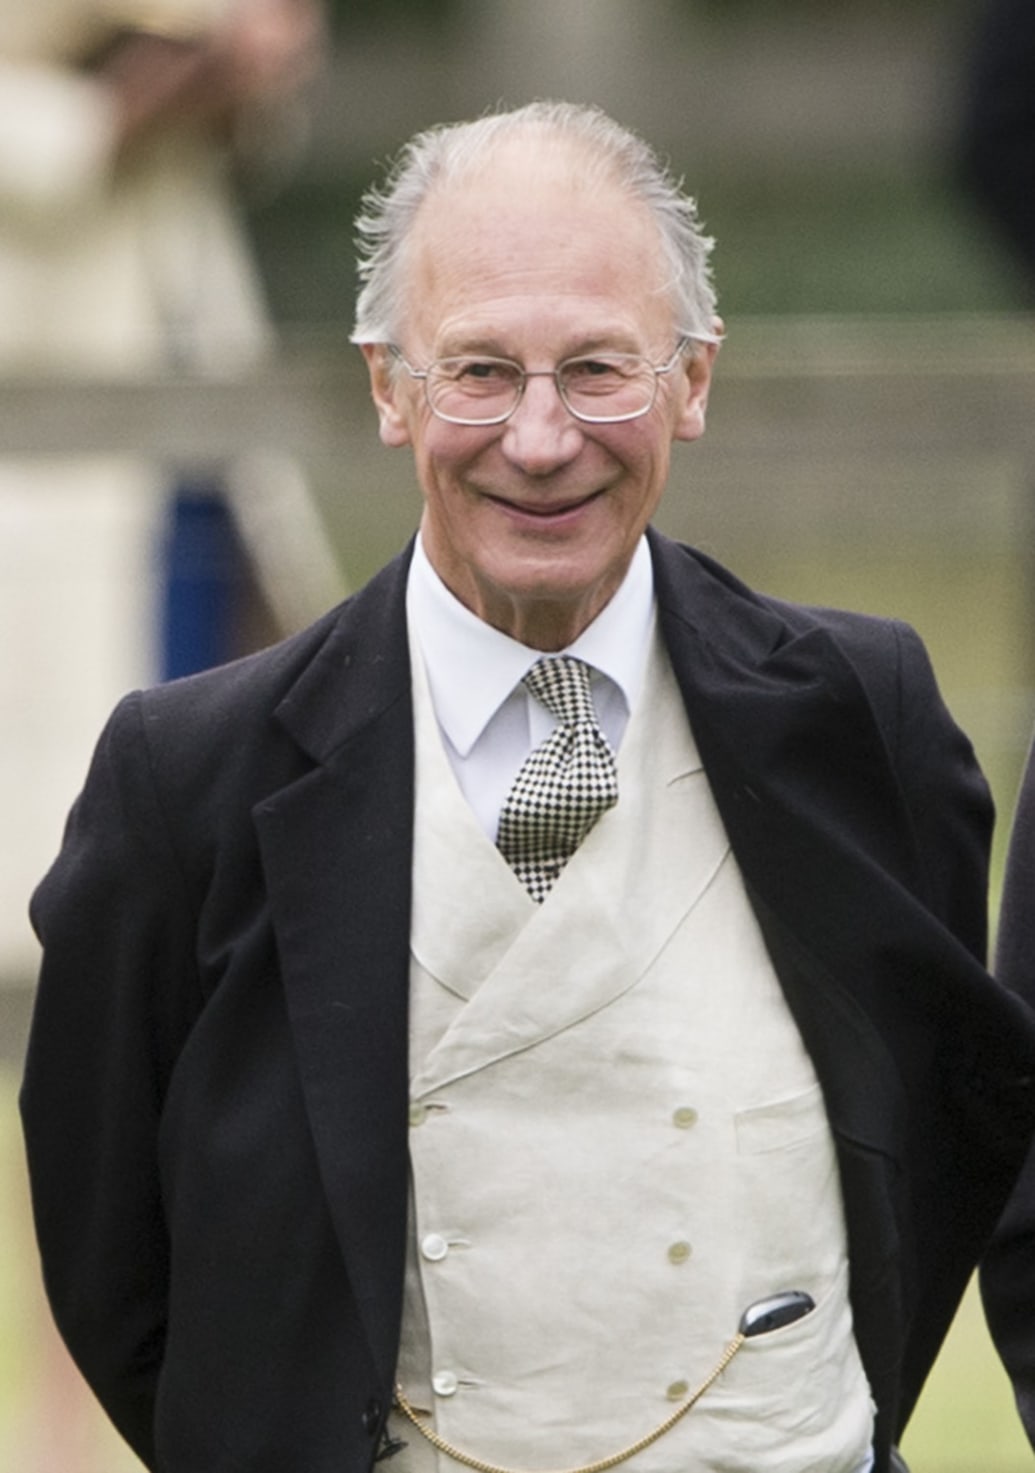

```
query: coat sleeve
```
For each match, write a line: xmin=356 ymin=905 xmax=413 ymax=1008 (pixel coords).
xmin=884 ymin=618 xmax=994 ymax=962
xmin=19 ymin=691 xmax=205 ymax=1470
xmin=981 ymin=734 xmax=1035 ymax=1449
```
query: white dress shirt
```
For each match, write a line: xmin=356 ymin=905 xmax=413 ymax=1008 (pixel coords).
xmin=405 ymin=533 xmax=655 ymax=840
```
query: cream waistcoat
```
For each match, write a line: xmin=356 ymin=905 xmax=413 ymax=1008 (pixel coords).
xmin=392 ymin=626 xmax=875 ymax=1473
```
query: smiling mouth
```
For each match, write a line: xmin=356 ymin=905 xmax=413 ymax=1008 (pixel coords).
xmin=490 ymin=489 xmax=604 ymax=518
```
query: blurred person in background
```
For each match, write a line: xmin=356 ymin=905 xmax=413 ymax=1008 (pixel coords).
xmin=0 ymin=0 xmax=326 ymax=982
xmin=957 ymin=0 xmax=1035 ymax=300
xmin=20 ymin=101 xmax=1035 ymax=1473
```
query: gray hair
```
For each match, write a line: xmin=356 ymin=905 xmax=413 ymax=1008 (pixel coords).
xmin=351 ymin=100 xmax=718 ymax=345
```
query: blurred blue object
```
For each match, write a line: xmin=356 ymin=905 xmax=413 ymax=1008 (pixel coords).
xmin=161 ymin=484 xmax=248 ymax=681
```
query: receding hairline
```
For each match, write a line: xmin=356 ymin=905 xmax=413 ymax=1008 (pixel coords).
xmin=397 ymin=127 xmax=673 ymax=306
xmin=351 ymin=101 xmax=718 ymax=345
xmin=419 ymin=117 xmax=652 ymax=197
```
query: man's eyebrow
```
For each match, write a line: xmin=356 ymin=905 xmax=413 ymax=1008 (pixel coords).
xmin=435 ymin=336 xmax=512 ymax=358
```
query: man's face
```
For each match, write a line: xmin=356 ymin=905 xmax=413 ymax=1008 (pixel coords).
xmin=364 ymin=149 xmax=718 ymax=650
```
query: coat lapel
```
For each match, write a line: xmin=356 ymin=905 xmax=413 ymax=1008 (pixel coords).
xmin=649 ymin=532 xmax=1029 ymax=1102
xmin=650 ymin=530 xmax=931 ymax=1079
xmin=253 ymin=549 xmax=416 ymax=1385
xmin=650 ymin=530 xmax=928 ymax=927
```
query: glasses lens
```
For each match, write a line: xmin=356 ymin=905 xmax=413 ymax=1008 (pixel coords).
xmin=559 ymin=355 xmax=655 ymax=421
xmin=426 ymin=357 xmax=523 ymax=423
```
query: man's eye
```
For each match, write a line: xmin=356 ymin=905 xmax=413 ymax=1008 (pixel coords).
xmin=573 ymin=358 xmax=616 ymax=377
xmin=563 ymin=357 xmax=629 ymax=390
xmin=462 ymin=361 xmax=501 ymax=380
xmin=450 ymin=359 xmax=515 ymax=384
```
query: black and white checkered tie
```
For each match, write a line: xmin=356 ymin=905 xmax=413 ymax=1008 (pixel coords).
xmin=497 ymin=656 xmax=619 ymax=902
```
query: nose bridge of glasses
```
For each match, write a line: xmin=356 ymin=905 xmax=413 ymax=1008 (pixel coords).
xmin=520 ymin=365 xmax=570 ymax=411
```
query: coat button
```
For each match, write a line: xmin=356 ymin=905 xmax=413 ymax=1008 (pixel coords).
xmin=667 ymin=1240 xmax=692 ymax=1265
xmin=362 ymin=1398 xmax=383 ymax=1434
xmin=673 ymin=1106 xmax=698 ymax=1129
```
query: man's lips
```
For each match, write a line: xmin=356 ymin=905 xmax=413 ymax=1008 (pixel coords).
xmin=487 ymin=489 xmax=604 ymax=519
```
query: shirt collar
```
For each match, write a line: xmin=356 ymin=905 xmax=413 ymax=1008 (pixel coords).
xmin=406 ymin=534 xmax=655 ymax=757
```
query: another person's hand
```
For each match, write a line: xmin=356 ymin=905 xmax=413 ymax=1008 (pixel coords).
xmin=101 ymin=0 xmax=323 ymax=156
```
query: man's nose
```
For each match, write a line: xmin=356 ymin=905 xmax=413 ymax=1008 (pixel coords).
xmin=500 ymin=372 xmax=584 ymax=474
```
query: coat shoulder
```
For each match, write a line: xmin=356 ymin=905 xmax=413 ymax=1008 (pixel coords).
xmin=648 ymin=530 xmax=923 ymax=697
xmin=80 ymin=546 xmax=413 ymax=850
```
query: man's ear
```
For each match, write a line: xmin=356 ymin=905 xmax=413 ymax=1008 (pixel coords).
xmin=361 ymin=344 xmax=413 ymax=447
xmin=673 ymin=318 xmax=724 ymax=444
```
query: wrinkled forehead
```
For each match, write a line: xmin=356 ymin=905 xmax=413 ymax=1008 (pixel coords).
xmin=399 ymin=134 xmax=672 ymax=346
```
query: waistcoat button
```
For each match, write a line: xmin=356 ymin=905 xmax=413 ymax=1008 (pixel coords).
xmin=421 ymin=1232 xmax=450 ymax=1261
xmin=433 ymin=1371 xmax=459 ymax=1397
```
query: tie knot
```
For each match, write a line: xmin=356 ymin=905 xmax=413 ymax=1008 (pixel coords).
xmin=522 ymin=656 xmax=596 ymax=728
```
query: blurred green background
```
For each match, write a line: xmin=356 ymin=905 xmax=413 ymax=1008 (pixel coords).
xmin=4 ymin=0 xmax=1035 ymax=1468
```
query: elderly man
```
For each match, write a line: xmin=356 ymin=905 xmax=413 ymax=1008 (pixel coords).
xmin=20 ymin=101 xmax=1035 ymax=1473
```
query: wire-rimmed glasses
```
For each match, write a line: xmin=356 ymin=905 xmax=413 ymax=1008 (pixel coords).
xmin=388 ymin=333 xmax=719 ymax=427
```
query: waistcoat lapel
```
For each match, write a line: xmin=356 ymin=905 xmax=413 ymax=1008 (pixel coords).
xmin=408 ymin=627 xmax=728 ymax=1097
